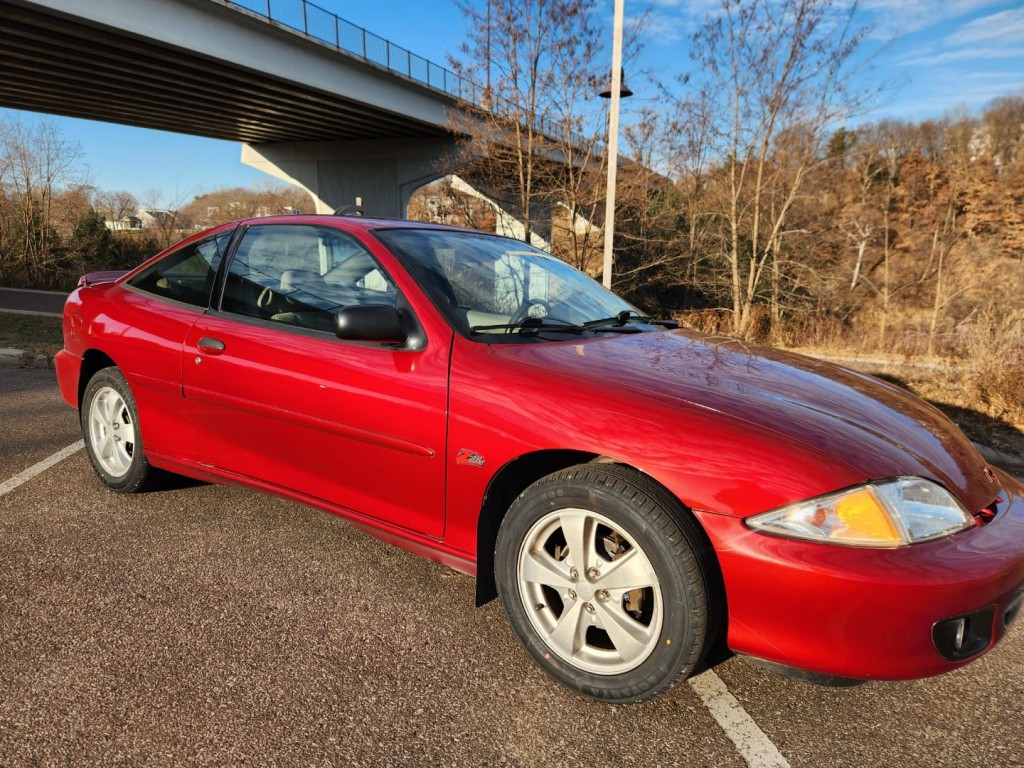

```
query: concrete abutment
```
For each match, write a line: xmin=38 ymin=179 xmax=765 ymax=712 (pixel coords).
xmin=242 ymin=138 xmax=459 ymax=218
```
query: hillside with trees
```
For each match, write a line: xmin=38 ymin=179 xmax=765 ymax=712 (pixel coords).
xmin=0 ymin=117 xmax=310 ymax=290
xmin=610 ymin=99 xmax=1024 ymax=350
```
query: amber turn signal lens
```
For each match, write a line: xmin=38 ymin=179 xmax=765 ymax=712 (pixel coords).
xmin=835 ymin=489 xmax=901 ymax=543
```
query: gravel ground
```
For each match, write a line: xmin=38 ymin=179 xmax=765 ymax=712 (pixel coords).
xmin=0 ymin=368 xmax=80 ymax=474
xmin=1 ymin=366 xmax=1022 ymax=767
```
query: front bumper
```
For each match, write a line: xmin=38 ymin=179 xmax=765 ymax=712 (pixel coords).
xmin=696 ymin=468 xmax=1024 ymax=680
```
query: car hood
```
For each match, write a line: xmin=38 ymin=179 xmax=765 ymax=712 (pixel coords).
xmin=495 ymin=329 xmax=995 ymax=513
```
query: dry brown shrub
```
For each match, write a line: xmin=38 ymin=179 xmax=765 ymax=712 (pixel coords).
xmin=676 ymin=309 xmax=733 ymax=335
xmin=946 ymin=310 xmax=1024 ymax=427
xmin=772 ymin=311 xmax=851 ymax=350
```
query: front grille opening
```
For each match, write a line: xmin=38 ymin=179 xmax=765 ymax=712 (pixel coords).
xmin=975 ymin=499 xmax=1000 ymax=524
xmin=933 ymin=606 xmax=996 ymax=661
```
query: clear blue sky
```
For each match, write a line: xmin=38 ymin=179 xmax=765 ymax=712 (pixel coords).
xmin=1 ymin=0 xmax=1020 ymax=203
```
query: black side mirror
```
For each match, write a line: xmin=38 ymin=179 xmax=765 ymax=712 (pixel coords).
xmin=334 ymin=304 xmax=407 ymax=345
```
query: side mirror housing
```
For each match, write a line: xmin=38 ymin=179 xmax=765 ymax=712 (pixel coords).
xmin=334 ymin=304 xmax=408 ymax=345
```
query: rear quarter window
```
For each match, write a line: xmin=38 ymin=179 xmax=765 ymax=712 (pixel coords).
xmin=128 ymin=232 xmax=232 ymax=308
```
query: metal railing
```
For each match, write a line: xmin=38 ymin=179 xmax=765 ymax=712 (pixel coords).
xmin=220 ymin=0 xmax=565 ymax=140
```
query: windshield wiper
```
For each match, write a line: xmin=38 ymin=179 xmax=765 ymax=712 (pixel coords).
xmin=470 ymin=316 xmax=586 ymax=335
xmin=470 ymin=311 xmax=675 ymax=336
xmin=582 ymin=310 xmax=679 ymax=330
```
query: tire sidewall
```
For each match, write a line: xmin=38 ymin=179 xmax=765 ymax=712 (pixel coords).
xmin=81 ymin=367 xmax=149 ymax=492
xmin=496 ymin=470 xmax=705 ymax=702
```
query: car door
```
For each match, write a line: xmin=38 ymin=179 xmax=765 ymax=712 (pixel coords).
xmin=181 ymin=222 xmax=449 ymax=538
xmin=113 ymin=228 xmax=233 ymax=462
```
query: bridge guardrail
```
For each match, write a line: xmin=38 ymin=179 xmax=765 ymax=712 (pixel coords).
xmin=222 ymin=0 xmax=567 ymax=142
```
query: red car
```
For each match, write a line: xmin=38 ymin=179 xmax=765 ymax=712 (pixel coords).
xmin=56 ymin=215 xmax=1024 ymax=702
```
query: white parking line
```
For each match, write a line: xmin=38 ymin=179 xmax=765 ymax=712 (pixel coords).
xmin=688 ymin=670 xmax=791 ymax=768
xmin=0 ymin=440 xmax=84 ymax=498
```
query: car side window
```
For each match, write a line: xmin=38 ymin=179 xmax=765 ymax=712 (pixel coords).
xmin=128 ymin=232 xmax=231 ymax=308
xmin=220 ymin=224 xmax=397 ymax=334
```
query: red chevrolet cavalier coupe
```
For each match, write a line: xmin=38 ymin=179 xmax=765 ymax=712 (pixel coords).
xmin=56 ymin=215 xmax=1024 ymax=702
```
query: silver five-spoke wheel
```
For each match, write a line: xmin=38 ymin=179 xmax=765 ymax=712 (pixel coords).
xmin=81 ymin=366 xmax=157 ymax=493
xmin=518 ymin=508 xmax=663 ymax=675
xmin=496 ymin=464 xmax=717 ymax=703
xmin=87 ymin=385 xmax=136 ymax=478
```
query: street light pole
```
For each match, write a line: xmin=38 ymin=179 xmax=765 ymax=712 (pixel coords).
xmin=601 ymin=0 xmax=626 ymax=290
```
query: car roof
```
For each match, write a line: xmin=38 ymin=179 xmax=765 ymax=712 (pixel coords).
xmin=233 ymin=214 xmax=491 ymax=238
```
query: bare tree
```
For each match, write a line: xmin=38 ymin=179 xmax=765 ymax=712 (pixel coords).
xmin=608 ymin=109 xmax=694 ymax=300
xmin=831 ymin=129 xmax=888 ymax=292
xmin=0 ymin=117 xmax=87 ymax=286
xmin=446 ymin=0 xmax=607 ymax=247
xmin=94 ymin=189 xmax=140 ymax=223
xmin=683 ymin=0 xmax=869 ymax=337
xmin=874 ymin=139 xmax=900 ymax=346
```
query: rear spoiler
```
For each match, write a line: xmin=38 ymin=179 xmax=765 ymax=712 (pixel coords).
xmin=78 ymin=270 xmax=130 ymax=288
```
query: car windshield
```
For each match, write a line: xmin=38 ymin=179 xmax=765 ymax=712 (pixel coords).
xmin=374 ymin=228 xmax=655 ymax=342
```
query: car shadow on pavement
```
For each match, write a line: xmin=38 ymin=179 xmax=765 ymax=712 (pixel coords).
xmin=151 ymin=472 xmax=209 ymax=493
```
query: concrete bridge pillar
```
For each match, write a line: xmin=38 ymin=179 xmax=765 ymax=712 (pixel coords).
xmin=242 ymin=138 xmax=459 ymax=218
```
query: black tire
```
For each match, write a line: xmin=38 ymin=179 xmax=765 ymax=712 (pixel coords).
xmin=81 ymin=367 xmax=159 ymax=493
xmin=495 ymin=463 xmax=719 ymax=703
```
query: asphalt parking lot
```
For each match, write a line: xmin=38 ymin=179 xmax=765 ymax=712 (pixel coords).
xmin=2 ymin=365 xmax=1022 ymax=767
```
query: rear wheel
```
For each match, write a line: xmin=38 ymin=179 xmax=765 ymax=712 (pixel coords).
xmin=495 ymin=464 xmax=717 ymax=703
xmin=81 ymin=367 xmax=159 ymax=493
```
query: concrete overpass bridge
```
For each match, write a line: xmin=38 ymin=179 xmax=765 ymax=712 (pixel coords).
xmin=0 ymin=0 xmax=537 ymax=217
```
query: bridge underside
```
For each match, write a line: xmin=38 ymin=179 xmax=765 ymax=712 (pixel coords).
xmin=0 ymin=0 xmax=450 ymax=143
xmin=1 ymin=1 xmax=548 ymax=226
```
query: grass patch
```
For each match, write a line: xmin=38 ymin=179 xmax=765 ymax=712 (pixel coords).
xmin=0 ymin=312 xmax=64 ymax=356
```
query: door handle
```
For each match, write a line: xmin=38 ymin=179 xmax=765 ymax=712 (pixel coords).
xmin=197 ymin=337 xmax=226 ymax=351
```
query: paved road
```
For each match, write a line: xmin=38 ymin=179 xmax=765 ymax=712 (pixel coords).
xmin=1 ymin=366 xmax=1023 ymax=767
xmin=0 ymin=287 xmax=67 ymax=317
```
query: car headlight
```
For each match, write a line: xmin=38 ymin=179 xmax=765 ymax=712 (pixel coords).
xmin=746 ymin=477 xmax=977 ymax=547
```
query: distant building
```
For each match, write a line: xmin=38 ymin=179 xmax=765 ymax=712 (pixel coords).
xmin=102 ymin=208 xmax=188 ymax=232
xmin=137 ymin=209 xmax=177 ymax=229
xmin=103 ymin=215 xmax=142 ymax=231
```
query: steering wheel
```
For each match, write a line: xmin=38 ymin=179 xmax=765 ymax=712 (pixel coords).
xmin=257 ymin=286 xmax=276 ymax=310
xmin=509 ymin=298 xmax=553 ymax=328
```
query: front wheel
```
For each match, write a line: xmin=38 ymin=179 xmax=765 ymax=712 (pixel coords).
xmin=81 ymin=367 xmax=159 ymax=493
xmin=495 ymin=464 xmax=718 ymax=703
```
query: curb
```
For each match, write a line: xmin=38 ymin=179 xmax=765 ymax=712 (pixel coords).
xmin=0 ymin=348 xmax=54 ymax=370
